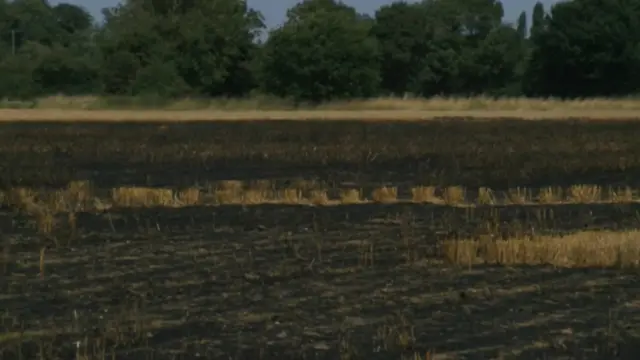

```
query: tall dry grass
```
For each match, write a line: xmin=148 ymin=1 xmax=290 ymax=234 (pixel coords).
xmin=442 ymin=230 xmax=640 ymax=268
xmin=507 ymin=187 xmax=530 ymax=205
xmin=111 ymin=187 xmax=175 ymax=207
xmin=567 ymin=185 xmax=602 ymax=203
xmin=411 ymin=186 xmax=438 ymax=203
xmin=442 ymin=186 xmax=465 ymax=205
xmin=371 ymin=186 xmax=398 ymax=203
xmin=3 ymin=182 xmax=640 ymax=211
xmin=13 ymin=95 xmax=640 ymax=111
xmin=537 ymin=187 xmax=563 ymax=204
xmin=340 ymin=189 xmax=362 ymax=204
xmin=318 ymin=96 xmax=640 ymax=111
xmin=476 ymin=187 xmax=496 ymax=205
xmin=5 ymin=95 xmax=640 ymax=121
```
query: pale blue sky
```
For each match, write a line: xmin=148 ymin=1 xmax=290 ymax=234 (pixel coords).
xmin=49 ymin=0 xmax=559 ymax=26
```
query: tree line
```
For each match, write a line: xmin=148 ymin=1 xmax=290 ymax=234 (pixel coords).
xmin=0 ymin=0 xmax=637 ymax=103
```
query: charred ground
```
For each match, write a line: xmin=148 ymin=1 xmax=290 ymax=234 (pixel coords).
xmin=1 ymin=118 xmax=640 ymax=189
xmin=2 ymin=118 xmax=640 ymax=359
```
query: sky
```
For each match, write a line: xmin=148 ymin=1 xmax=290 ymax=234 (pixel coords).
xmin=49 ymin=0 xmax=560 ymax=26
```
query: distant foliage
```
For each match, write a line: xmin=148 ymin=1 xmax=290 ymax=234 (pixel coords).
xmin=259 ymin=0 xmax=380 ymax=103
xmin=0 ymin=0 xmax=637 ymax=101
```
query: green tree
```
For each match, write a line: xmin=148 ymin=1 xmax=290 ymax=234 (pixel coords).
xmin=53 ymin=3 xmax=92 ymax=34
xmin=371 ymin=2 xmax=431 ymax=96
xmin=0 ymin=1 xmax=99 ymax=97
xmin=0 ymin=42 xmax=43 ymax=98
xmin=97 ymin=4 xmax=163 ymax=94
xmin=260 ymin=0 xmax=380 ymax=103
xmin=412 ymin=0 xmax=521 ymax=96
xmin=527 ymin=0 xmax=640 ymax=97
xmin=97 ymin=0 xmax=263 ymax=97
xmin=463 ymin=25 xmax=523 ymax=95
xmin=171 ymin=0 xmax=264 ymax=96
xmin=0 ymin=0 xmax=13 ymax=56
xmin=516 ymin=11 xmax=527 ymax=40
xmin=6 ymin=0 xmax=62 ymax=48
xmin=131 ymin=60 xmax=189 ymax=97
xmin=531 ymin=1 xmax=545 ymax=37
xmin=99 ymin=50 xmax=140 ymax=95
xmin=31 ymin=43 xmax=100 ymax=95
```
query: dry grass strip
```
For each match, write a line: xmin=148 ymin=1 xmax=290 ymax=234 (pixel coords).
xmin=4 ymin=183 xmax=640 ymax=212
xmin=111 ymin=187 xmax=174 ymax=207
xmin=442 ymin=230 xmax=640 ymax=268
xmin=608 ymin=186 xmax=634 ymax=203
xmin=476 ymin=187 xmax=496 ymax=205
xmin=567 ymin=185 xmax=602 ymax=203
xmin=411 ymin=186 xmax=439 ymax=203
xmin=176 ymin=187 xmax=200 ymax=206
xmin=309 ymin=190 xmax=330 ymax=205
xmin=4 ymin=109 xmax=640 ymax=122
xmin=507 ymin=187 xmax=530 ymax=205
xmin=12 ymin=95 xmax=640 ymax=112
xmin=442 ymin=186 xmax=465 ymax=205
xmin=537 ymin=187 xmax=563 ymax=204
xmin=371 ymin=186 xmax=398 ymax=203
xmin=322 ymin=96 xmax=640 ymax=111
xmin=280 ymin=188 xmax=304 ymax=204
xmin=240 ymin=189 xmax=270 ymax=205
xmin=340 ymin=189 xmax=362 ymax=204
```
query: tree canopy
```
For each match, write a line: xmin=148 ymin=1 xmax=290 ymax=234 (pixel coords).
xmin=0 ymin=0 xmax=638 ymax=102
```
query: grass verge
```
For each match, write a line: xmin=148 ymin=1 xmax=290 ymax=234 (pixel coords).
xmin=11 ymin=95 xmax=640 ymax=111
xmin=4 ymin=108 xmax=640 ymax=121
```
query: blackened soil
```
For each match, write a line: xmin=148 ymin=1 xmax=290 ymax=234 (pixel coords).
xmin=2 ymin=119 xmax=640 ymax=189
xmin=1 ymin=202 xmax=640 ymax=359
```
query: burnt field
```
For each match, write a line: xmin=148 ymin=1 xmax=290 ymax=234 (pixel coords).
xmin=2 ymin=118 xmax=640 ymax=360
xmin=1 ymin=118 xmax=640 ymax=189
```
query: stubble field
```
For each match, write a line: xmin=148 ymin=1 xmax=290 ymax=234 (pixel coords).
xmin=2 ymin=116 xmax=640 ymax=359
